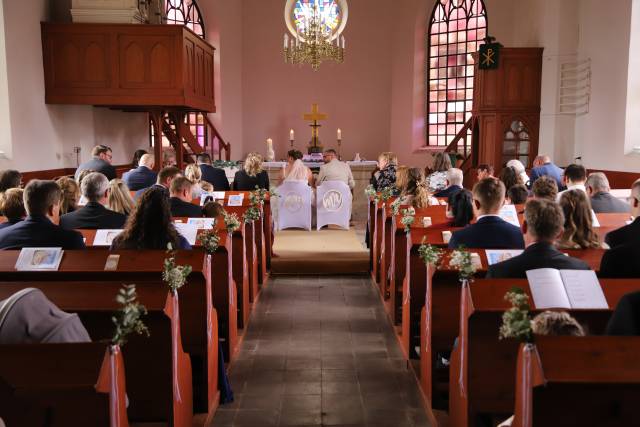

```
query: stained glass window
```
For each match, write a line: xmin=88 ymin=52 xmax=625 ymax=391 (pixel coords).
xmin=427 ymin=0 xmax=487 ymax=147
xmin=293 ymin=0 xmax=342 ymax=36
xmin=503 ymin=120 xmax=530 ymax=166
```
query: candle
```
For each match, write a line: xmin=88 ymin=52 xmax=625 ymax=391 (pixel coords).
xmin=267 ymin=138 xmax=273 ymax=145
xmin=290 ymin=129 xmax=295 ymax=140
xmin=337 ymin=128 xmax=342 ymax=140
xmin=342 ymin=35 xmax=346 ymax=49
xmin=284 ymin=34 xmax=288 ymax=49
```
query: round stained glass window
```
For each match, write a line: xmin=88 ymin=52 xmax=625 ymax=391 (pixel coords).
xmin=284 ymin=0 xmax=348 ymax=41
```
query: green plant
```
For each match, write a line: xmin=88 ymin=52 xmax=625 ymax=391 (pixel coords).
xmin=380 ymin=186 xmax=394 ymax=202
xmin=390 ymin=197 xmax=402 ymax=215
xmin=499 ymin=287 xmax=533 ymax=342
xmin=364 ymin=184 xmax=377 ymax=200
xmin=222 ymin=210 xmax=241 ymax=233
xmin=111 ymin=284 xmax=149 ymax=347
xmin=418 ymin=239 xmax=442 ymax=266
xmin=449 ymin=247 xmax=477 ymax=281
xmin=211 ymin=160 xmax=240 ymax=169
xmin=197 ymin=229 xmax=220 ymax=254
xmin=244 ymin=206 xmax=261 ymax=223
xmin=163 ymin=243 xmax=193 ymax=293
xmin=400 ymin=207 xmax=415 ymax=233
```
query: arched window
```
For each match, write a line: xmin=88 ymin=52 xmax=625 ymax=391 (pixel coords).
xmin=427 ymin=0 xmax=487 ymax=147
xmin=151 ymin=0 xmax=207 ymax=153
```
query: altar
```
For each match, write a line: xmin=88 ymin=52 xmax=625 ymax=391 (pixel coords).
xmin=263 ymin=160 xmax=378 ymax=222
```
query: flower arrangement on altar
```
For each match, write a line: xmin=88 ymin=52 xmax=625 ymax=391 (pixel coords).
xmin=499 ymin=287 xmax=533 ymax=342
xmin=111 ymin=284 xmax=149 ymax=347
xmin=163 ymin=243 xmax=192 ymax=293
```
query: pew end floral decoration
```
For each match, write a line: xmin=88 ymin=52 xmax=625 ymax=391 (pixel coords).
xmin=111 ymin=284 xmax=149 ymax=348
xmin=418 ymin=238 xmax=442 ymax=267
xmin=163 ymin=243 xmax=192 ymax=293
xmin=244 ymin=186 xmax=265 ymax=224
xmin=449 ymin=247 xmax=478 ymax=282
xmin=390 ymin=197 xmax=402 ymax=216
xmin=198 ymin=229 xmax=220 ymax=254
xmin=499 ymin=287 xmax=533 ymax=343
xmin=269 ymin=185 xmax=280 ymax=199
xmin=400 ymin=207 xmax=416 ymax=233
xmin=380 ymin=186 xmax=394 ymax=202
xmin=364 ymin=184 xmax=377 ymax=201
xmin=222 ymin=210 xmax=241 ymax=233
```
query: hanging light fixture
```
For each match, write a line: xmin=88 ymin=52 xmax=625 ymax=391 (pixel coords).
xmin=283 ymin=0 xmax=346 ymax=71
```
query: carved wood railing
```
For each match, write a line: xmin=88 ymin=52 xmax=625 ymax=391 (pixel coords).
xmin=445 ymin=117 xmax=474 ymax=171
xmin=204 ymin=115 xmax=231 ymax=161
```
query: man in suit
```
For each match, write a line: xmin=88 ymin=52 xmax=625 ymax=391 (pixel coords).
xmin=448 ymin=178 xmax=525 ymax=249
xmin=74 ymin=145 xmax=117 ymax=181
xmin=434 ymin=168 xmax=464 ymax=198
xmin=529 ymin=155 xmax=564 ymax=190
xmin=197 ymin=153 xmax=230 ymax=191
xmin=605 ymin=291 xmax=640 ymax=335
xmin=586 ymin=172 xmax=630 ymax=213
xmin=122 ymin=153 xmax=157 ymax=191
xmin=60 ymin=172 xmax=126 ymax=230
xmin=486 ymin=199 xmax=590 ymax=278
xmin=169 ymin=177 xmax=202 ymax=218
xmin=556 ymin=163 xmax=587 ymax=201
xmin=134 ymin=166 xmax=181 ymax=200
xmin=0 ymin=180 xmax=85 ymax=249
xmin=605 ymin=179 xmax=640 ymax=248
xmin=317 ymin=149 xmax=355 ymax=190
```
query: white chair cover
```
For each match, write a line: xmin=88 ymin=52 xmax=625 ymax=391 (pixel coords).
xmin=316 ymin=180 xmax=352 ymax=230
xmin=276 ymin=181 xmax=312 ymax=231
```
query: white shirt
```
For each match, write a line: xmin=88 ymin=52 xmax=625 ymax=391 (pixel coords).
xmin=557 ymin=183 xmax=587 ymax=201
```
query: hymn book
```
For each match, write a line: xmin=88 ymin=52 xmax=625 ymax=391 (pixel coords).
xmin=227 ymin=194 xmax=244 ymax=206
xmin=525 ymin=268 xmax=608 ymax=309
xmin=15 ymin=248 xmax=63 ymax=271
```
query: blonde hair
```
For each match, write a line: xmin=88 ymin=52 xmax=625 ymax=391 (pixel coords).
xmin=55 ymin=176 xmax=79 ymax=214
xmin=184 ymin=164 xmax=202 ymax=184
xmin=407 ymin=168 xmax=432 ymax=208
xmin=244 ymin=152 xmax=264 ymax=177
xmin=395 ymin=166 xmax=409 ymax=194
xmin=200 ymin=181 xmax=213 ymax=193
xmin=107 ymin=179 xmax=135 ymax=215
xmin=378 ymin=152 xmax=397 ymax=167
xmin=0 ymin=187 xmax=25 ymax=220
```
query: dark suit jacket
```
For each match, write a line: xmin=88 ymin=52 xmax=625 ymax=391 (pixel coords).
xmin=122 ymin=166 xmax=157 ymax=191
xmin=169 ymin=197 xmax=202 ymax=218
xmin=434 ymin=185 xmax=463 ymax=198
xmin=605 ymin=217 xmax=640 ymax=248
xmin=232 ymin=170 xmax=270 ymax=191
xmin=0 ymin=219 xmax=21 ymax=230
xmin=60 ymin=202 xmax=127 ymax=230
xmin=486 ymin=242 xmax=590 ymax=278
xmin=134 ymin=184 xmax=169 ymax=200
xmin=606 ymin=291 xmax=640 ymax=335
xmin=74 ymin=158 xmax=116 ymax=181
xmin=529 ymin=162 xmax=564 ymax=189
xmin=599 ymin=243 xmax=640 ymax=279
xmin=449 ymin=216 xmax=525 ymax=249
xmin=0 ymin=215 xmax=86 ymax=249
xmin=590 ymin=191 xmax=630 ymax=213
xmin=199 ymin=164 xmax=230 ymax=191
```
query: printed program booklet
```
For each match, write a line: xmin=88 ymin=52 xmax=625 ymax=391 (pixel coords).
xmin=525 ymin=268 xmax=608 ymax=309
xmin=15 ymin=247 xmax=64 ymax=271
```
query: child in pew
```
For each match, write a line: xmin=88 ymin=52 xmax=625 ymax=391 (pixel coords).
xmin=202 ymin=200 xmax=224 ymax=218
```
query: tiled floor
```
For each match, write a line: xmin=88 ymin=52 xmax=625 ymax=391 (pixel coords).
xmin=211 ymin=275 xmax=431 ymax=427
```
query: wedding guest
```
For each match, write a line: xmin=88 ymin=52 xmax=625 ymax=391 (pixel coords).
xmin=586 ymin=172 xmax=630 ymax=213
xmin=500 ymin=165 xmax=523 ymax=193
xmin=74 ymin=145 xmax=116 ymax=181
xmin=122 ymin=153 xmax=156 ymax=191
xmin=557 ymin=190 xmax=601 ymax=249
xmin=185 ymin=163 xmax=207 ymax=198
xmin=55 ymin=176 xmax=80 ymax=215
xmin=605 ymin=291 xmax=640 ymax=335
xmin=233 ymin=152 xmax=270 ymax=191
xmin=0 ymin=188 xmax=25 ymax=229
xmin=426 ymin=152 xmax=452 ymax=192
xmin=197 ymin=153 xmax=230 ymax=191
xmin=202 ymin=201 xmax=223 ymax=218
xmin=532 ymin=311 xmax=585 ymax=336
xmin=394 ymin=166 xmax=409 ymax=195
xmin=0 ymin=169 xmax=21 ymax=193
xmin=447 ymin=189 xmax=474 ymax=227
xmin=130 ymin=149 xmax=148 ymax=169
xmin=531 ymin=176 xmax=558 ymax=201
xmin=507 ymin=184 xmax=528 ymax=205
xmin=506 ymin=159 xmax=530 ymax=187
xmin=476 ymin=164 xmax=494 ymax=181
xmin=163 ymin=148 xmax=177 ymax=167
xmin=134 ymin=166 xmax=181 ymax=199
xmin=605 ymin=178 xmax=640 ymax=248
xmin=529 ymin=155 xmax=564 ymax=189
xmin=371 ymin=152 xmax=397 ymax=191
xmin=111 ymin=187 xmax=191 ymax=250
xmin=434 ymin=168 xmax=463 ymax=198
xmin=557 ymin=163 xmax=587 ymax=201
xmin=399 ymin=168 xmax=433 ymax=209
xmin=107 ymin=179 xmax=135 ymax=216
xmin=169 ymin=177 xmax=202 ymax=218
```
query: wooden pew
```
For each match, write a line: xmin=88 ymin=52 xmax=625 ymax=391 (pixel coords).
xmin=0 ymin=250 xmax=218 ymax=425
xmin=512 ymin=336 xmax=640 ymax=427
xmin=448 ymin=278 xmax=640 ymax=427
xmin=376 ymin=197 xmax=398 ymax=295
xmin=0 ymin=342 xmax=128 ymax=427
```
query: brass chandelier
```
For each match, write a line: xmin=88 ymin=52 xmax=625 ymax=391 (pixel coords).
xmin=283 ymin=2 xmax=345 ymax=71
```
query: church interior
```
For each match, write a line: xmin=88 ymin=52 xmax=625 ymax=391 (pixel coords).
xmin=0 ymin=0 xmax=640 ymax=426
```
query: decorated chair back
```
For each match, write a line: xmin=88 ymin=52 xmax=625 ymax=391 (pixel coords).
xmin=316 ymin=180 xmax=352 ymax=230
xmin=276 ymin=181 xmax=312 ymax=231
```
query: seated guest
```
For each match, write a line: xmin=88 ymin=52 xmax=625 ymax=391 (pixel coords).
xmin=394 ymin=166 xmax=409 ymax=195
xmin=134 ymin=166 xmax=181 ymax=199
xmin=55 ymin=176 xmax=80 ymax=215
xmin=529 ymin=154 xmax=564 ymax=189
xmin=317 ymin=149 xmax=354 ymax=190
xmin=0 ymin=188 xmax=25 ymax=229
xmin=202 ymin=200 xmax=223 ymax=218
xmin=600 ymin=241 xmax=640 ymax=278
xmin=499 ymin=165 xmax=523 ymax=193
xmin=60 ymin=172 xmax=126 ymax=230
xmin=0 ymin=169 xmax=21 ymax=193
xmin=399 ymin=168 xmax=433 ymax=208
xmin=586 ymin=172 xmax=630 ymax=213
xmin=605 ymin=291 xmax=640 ymax=335
xmin=282 ymin=150 xmax=313 ymax=186
xmin=557 ymin=190 xmax=601 ymax=249
xmin=111 ymin=187 xmax=191 ymax=250
xmin=476 ymin=164 xmax=494 ymax=181
xmin=169 ymin=177 xmax=202 ymax=218
xmin=434 ymin=168 xmax=463 ymax=198
xmin=531 ymin=176 xmax=558 ymax=201
xmin=557 ymin=163 xmax=587 ymax=201
xmin=605 ymin=178 xmax=640 ymax=248
xmin=507 ymin=184 xmax=528 ymax=205
xmin=532 ymin=311 xmax=585 ymax=336
xmin=107 ymin=179 xmax=135 ymax=216
xmin=506 ymin=159 xmax=530 ymax=187
xmin=234 ymin=152 xmax=270 ymax=191
xmin=426 ymin=152 xmax=452 ymax=192
xmin=185 ymin=163 xmax=206 ymax=198
xmin=371 ymin=152 xmax=397 ymax=191
xmin=447 ymin=189 xmax=474 ymax=227
xmin=163 ymin=148 xmax=177 ymax=168
xmin=197 ymin=153 xmax=230 ymax=191
xmin=487 ymin=199 xmax=589 ymax=278
xmin=449 ymin=178 xmax=525 ymax=249
xmin=74 ymin=145 xmax=116 ymax=181
xmin=122 ymin=153 xmax=156 ymax=191
xmin=0 ymin=180 xmax=85 ymax=249
xmin=130 ymin=149 xmax=147 ymax=169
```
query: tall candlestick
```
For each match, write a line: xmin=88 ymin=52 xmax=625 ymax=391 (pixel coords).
xmin=290 ymin=129 xmax=295 ymax=140
xmin=337 ymin=128 xmax=342 ymax=140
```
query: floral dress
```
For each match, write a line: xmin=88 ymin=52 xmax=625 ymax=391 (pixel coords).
xmin=373 ymin=165 xmax=397 ymax=191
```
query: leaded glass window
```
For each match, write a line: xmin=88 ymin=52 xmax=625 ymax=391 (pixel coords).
xmin=503 ymin=120 xmax=530 ymax=166
xmin=427 ymin=0 xmax=487 ymax=147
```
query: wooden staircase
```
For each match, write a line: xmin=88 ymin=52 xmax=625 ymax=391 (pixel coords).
xmin=444 ymin=117 xmax=477 ymax=185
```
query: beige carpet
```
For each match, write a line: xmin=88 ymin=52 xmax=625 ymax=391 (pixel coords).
xmin=271 ymin=226 xmax=369 ymax=275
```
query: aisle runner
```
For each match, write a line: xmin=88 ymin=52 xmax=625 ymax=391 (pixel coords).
xmin=271 ymin=227 xmax=368 ymax=275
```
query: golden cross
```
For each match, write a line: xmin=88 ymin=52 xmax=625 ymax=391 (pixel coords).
xmin=303 ymin=104 xmax=328 ymax=122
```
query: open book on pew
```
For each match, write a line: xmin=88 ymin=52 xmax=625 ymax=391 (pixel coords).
xmin=525 ymin=268 xmax=608 ymax=309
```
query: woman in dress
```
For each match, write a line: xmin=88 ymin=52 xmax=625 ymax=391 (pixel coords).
xmin=426 ymin=152 xmax=452 ymax=192
xmin=371 ymin=152 xmax=397 ymax=191
xmin=233 ymin=152 xmax=270 ymax=191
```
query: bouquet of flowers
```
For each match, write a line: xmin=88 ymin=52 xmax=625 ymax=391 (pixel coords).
xmin=222 ymin=210 xmax=241 ymax=233
xmin=111 ymin=284 xmax=149 ymax=347
xmin=449 ymin=247 xmax=477 ymax=281
xmin=499 ymin=287 xmax=533 ymax=342
xmin=198 ymin=229 xmax=220 ymax=254
xmin=163 ymin=243 xmax=193 ymax=293
xmin=400 ymin=207 xmax=416 ymax=233
xmin=418 ymin=238 xmax=442 ymax=266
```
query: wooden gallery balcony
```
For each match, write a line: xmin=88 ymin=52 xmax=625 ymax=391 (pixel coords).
xmin=41 ymin=22 xmax=216 ymax=112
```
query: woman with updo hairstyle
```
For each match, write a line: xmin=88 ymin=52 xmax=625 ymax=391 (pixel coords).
xmin=558 ymin=189 xmax=601 ymax=249
xmin=233 ymin=152 xmax=270 ymax=191
xmin=55 ymin=176 xmax=80 ymax=215
xmin=400 ymin=168 xmax=433 ymax=209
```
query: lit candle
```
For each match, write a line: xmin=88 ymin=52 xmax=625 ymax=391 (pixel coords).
xmin=267 ymin=138 xmax=273 ymax=145
xmin=284 ymin=34 xmax=288 ymax=49
xmin=290 ymin=129 xmax=295 ymax=140
xmin=337 ymin=128 xmax=342 ymax=140
xmin=342 ymin=36 xmax=346 ymax=49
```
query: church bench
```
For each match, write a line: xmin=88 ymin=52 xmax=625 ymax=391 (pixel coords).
xmin=512 ymin=336 xmax=640 ymax=427
xmin=0 ymin=250 xmax=218 ymax=425
xmin=0 ymin=342 xmax=128 ymax=427
xmin=369 ymin=197 xmax=391 ymax=284
xmin=375 ymin=198 xmax=399 ymax=294
xmin=448 ymin=278 xmax=640 ymax=427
